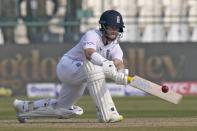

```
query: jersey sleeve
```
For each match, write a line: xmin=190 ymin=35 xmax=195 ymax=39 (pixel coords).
xmin=82 ymin=30 xmax=98 ymax=50
xmin=111 ymin=44 xmax=123 ymax=61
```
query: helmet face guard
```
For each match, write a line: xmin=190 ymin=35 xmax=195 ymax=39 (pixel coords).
xmin=99 ymin=10 xmax=125 ymax=33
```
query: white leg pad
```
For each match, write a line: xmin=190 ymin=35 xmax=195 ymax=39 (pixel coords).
xmin=84 ymin=60 xmax=120 ymax=122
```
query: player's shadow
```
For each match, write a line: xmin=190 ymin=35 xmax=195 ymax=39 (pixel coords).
xmin=20 ymin=118 xmax=98 ymax=124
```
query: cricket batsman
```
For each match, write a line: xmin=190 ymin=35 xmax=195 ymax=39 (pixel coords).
xmin=13 ymin=10 xmax=129 ymax=123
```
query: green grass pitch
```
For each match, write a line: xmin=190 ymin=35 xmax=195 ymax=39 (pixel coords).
xmin=0 ymin=95 xmax=197 ymax=131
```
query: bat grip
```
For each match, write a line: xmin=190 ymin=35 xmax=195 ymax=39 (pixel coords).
xmin=127 ymin=76 xmax=133 ymax=83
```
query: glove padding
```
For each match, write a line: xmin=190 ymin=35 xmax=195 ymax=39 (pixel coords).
xmin=112 ymin=72 xmax=128 ymax=85
xmin=118 ymin=69 xmax=129 ymax=76
xmin=112 ymin=69 xmax=129 ymax=85
xmin=102 ymin=60 xmax=117 ymax=78
xmin=102 ymin=61 xmax=128 ymax=85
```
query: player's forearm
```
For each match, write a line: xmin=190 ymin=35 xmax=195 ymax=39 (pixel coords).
xmin=84 ymin=48 xmax=95 ymax=60
xmin=85 ymin=48 xmax=106 ymax=66
xmin=85 ymin=49 xmax=125 ymax=70
xmin=113 ymin=59 xmax=125 ymax=71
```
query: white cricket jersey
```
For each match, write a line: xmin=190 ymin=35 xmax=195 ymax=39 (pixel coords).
xmin=65 ymin=29 xmax=123 ymax=61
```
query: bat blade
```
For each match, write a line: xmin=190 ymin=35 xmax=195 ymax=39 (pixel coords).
xmin=128 ymin=76 xmax=183 ymax=104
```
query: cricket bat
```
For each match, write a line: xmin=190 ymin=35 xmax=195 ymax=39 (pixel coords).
xmin=127 ymin=76 xmax=183 ymax=104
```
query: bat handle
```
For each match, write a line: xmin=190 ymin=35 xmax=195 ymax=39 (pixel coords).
xmin=127 ymin=76 xmax=133 ymax=83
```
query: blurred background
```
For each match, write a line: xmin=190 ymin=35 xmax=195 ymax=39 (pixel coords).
xmin=0 ymin=0 xmax=197 ymax=44
xmin=0 ymin=0 xmax=197 ymax=97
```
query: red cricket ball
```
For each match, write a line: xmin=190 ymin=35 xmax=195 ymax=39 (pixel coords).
xmin=161 ymin=85 xmax=169 ymax=93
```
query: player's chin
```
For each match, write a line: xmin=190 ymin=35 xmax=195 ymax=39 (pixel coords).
xmin=107 ymin=35 xmax=117 ymax=41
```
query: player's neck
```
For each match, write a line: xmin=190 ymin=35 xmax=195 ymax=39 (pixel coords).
xmin=102 ymin=36 xmax=112 ymax=46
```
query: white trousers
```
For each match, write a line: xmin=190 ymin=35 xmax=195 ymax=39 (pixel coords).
xmin=56 ymin=55 xmax=87 ymax=109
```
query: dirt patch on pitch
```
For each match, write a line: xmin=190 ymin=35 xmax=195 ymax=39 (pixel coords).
xmin=1 ymin=118 xmax=197 ymax=128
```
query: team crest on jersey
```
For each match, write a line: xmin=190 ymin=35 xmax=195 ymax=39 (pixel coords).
xmin=117 ymin=16 xmax=120 ymax=23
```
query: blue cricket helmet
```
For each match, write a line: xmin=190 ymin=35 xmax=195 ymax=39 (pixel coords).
xmin=99 ymin=10 xmax=125 ymax=32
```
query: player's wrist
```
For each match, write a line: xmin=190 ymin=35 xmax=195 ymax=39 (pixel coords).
xmin=90 ymin=52 xmax=107 ymax=66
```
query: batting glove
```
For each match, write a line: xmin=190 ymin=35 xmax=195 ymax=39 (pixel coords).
xmin=102 ymin=60 xmax=117 ymax=79
xmin=113 ymin=72 xmax=128 ymax=85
